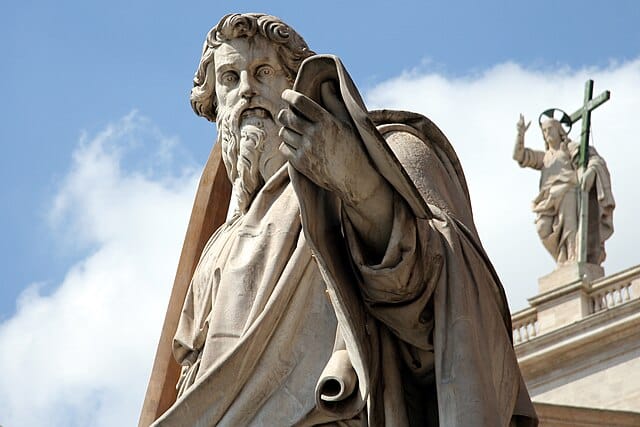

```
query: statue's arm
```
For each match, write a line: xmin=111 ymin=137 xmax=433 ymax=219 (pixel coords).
xmin=279 ymin=85 xmax=394 ymax=262
xmin=339 ymin=160 xmax=440 ymax=346
xmin=338 ymin=129 xmax=443 ymax=306
xmin=518 ymin=148 xmax=545 ymax=170
xmin=171 ymin=281 xmax=212 ymax=396
xmin=341 ymin=190 xmax=428 ymax=304
xmin=513 ymin=114 xmax=544 ymax=170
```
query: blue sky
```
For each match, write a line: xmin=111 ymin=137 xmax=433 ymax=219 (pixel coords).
xmin=2 ymin=1 xmax=639 ymax=425
xmin=3 ymin=1 xmax=639 ymax=318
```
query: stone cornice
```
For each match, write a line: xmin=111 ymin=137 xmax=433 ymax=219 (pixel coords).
xmin=535 ymin=402 xmax=640 ymax=426
xmin=516 ymin=299 xmax=640 ymax=380
xmin=590 ymin=264 xmax=640 ymax=291
xmin=526 ymin=280 xmax=587 ymax=307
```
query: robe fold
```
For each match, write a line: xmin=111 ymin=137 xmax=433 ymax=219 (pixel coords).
xmin=153 ymin=54 xmax=537 ymax=427
xmin=289 ymin=55 xmax=537 ymax=426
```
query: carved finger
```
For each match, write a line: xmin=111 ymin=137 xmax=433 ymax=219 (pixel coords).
xmin=279 ymin=126 xmax=303 ymax=150
xmin=282 ymin=89 xmax=326 ymax=123
xmin=279 ymin=141 xmax=296 ymax=160
xmin=278 ymin=108 xmax=311 ymax=135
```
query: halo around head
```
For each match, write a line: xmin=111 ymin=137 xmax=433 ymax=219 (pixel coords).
xmin=538 ymin=108 xmax=572 ymax=134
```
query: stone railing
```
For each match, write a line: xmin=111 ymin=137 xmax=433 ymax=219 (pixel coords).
xmin=512 ymin=307 xmax=539 ymax=344
xmin=511 ymin=265 xmax=640 ymax=344
xmin=588 ymin=266 xmax=640 ymax=314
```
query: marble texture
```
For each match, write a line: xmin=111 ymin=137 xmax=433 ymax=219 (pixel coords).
xmin=142 ymin=13 xmax=536 ymax=427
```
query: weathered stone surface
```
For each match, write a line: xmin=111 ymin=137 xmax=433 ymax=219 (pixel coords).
xmin=142 ymin=13 xmax=536 ymax=427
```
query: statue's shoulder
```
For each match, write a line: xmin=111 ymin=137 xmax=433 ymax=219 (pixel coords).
xmin=370 ymin=109 xmax=470 ymax=199
xmin=371 ymin=109 xmax=478 ymax=235
xmin=567 ymin=140 xmax=580 ymax=154
xmin=566 ymin=140 xmax=603 ymax=160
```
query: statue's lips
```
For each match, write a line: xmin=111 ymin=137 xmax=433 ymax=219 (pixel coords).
xmin=240 ymin=107 xmax=271 ymax=120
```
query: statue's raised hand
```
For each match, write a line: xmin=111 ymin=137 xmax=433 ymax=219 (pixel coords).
xmin=517 ymin=114 xmax=531 ymax=136
xmin=513 ymin=114 xmax=530 ymax=162
xmin=278 ymin=83 xmax=386 ymax=207
xmin=278 ymin=82 xmax=393 ymax=256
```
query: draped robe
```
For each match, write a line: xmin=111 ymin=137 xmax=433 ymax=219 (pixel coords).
xmin=518 ymin=141 xmax=614 ymax=264
xmin=152 ymin=55 xmax=537 ymax=427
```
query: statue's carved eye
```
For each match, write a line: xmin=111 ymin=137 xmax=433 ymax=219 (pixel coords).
xmin=256 ymin=65 xmax=275 ymax=79
xmin=221 ymin=71 xmax=239 ymax=85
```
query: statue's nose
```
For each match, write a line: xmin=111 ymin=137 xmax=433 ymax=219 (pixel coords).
xmin=239 ymin=71 xmax=257 ymax=99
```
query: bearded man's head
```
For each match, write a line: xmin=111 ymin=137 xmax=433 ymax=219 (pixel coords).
xmin=190 ymin=14 xmax=314 ymax=216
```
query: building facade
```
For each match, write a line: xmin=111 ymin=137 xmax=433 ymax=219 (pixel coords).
xmin=512 ymin=265 xmax=640 ymax=425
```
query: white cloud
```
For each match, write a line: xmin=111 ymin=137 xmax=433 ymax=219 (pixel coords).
xmin=0 ymin=112 xmax=200 ymax=427
xmin=365 ymin=58 xmax=640 ymax=311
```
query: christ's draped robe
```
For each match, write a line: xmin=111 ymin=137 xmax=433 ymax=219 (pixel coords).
xmin=517 ymin=141 xmax=614 ymax=264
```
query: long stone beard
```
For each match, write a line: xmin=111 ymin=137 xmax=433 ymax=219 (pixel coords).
xmin=218 ymin=108 xmax=279 ymax=217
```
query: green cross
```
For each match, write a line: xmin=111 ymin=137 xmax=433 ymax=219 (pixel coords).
xmin=569 ymin=80 xmax=610 ymax=170
xmin=568 ymin=80 xmax=610 ymax=266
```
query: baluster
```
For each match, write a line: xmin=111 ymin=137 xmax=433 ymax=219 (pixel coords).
xmin=529 ymin=322 xmax=536 ymax=338
xmin=512 ymin=317 xmax=540 ymax=343
xmin=594 ymin=293 xmax=603 ymax=312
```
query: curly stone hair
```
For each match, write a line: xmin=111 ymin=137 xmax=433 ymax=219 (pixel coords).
xmin=190 ymin=13 xmax=315 ymax=122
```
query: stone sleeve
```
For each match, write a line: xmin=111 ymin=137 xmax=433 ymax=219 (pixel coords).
xmin=341 ymin=192 xmax=442 ymax=352
xmin=518 ymin=147 xmax=545 ymax=170
xmin=342 ymin=192 xmax=425 ymax=305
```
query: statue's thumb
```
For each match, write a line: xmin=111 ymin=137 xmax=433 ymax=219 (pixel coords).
xmin=320 ymin=81 xmax=350 ymax=123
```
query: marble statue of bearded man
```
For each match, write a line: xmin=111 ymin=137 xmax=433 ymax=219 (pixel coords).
xmin=151 ymin=13 xmax=537 ymax=427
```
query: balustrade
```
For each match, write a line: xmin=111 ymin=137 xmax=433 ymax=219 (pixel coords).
xmin=512 ymin=310 xmax=538 ymax=344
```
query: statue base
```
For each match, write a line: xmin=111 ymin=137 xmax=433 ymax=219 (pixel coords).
xmin=538 ymin=262 xmax=604 ymax=294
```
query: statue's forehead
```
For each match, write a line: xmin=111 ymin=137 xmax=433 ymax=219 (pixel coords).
xmin=214 ymin=37 xmax=279 ymax=69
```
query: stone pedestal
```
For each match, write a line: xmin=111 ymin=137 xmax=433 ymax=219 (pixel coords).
xmin=538 ymin=262 xmax=604 ymax=294
xmin=529 ymin=263 xmax=605 ymax=335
